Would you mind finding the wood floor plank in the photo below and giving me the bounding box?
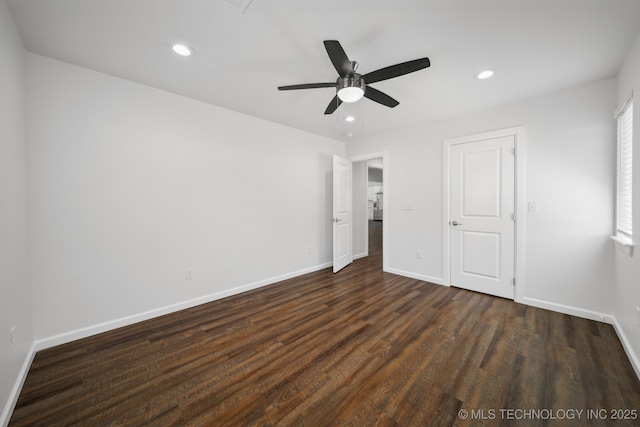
[9,221,640,425]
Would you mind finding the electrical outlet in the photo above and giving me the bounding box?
[186,269,193,280]
[416,250,423,259]
[11,327,15,350]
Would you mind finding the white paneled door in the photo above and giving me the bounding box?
[333,155,353,273]
[449,135,515,299]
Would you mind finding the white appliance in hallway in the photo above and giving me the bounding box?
[368,160,383,221]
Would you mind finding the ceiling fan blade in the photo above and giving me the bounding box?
[324,95,343,115]
[364,86,399,108]
[278,82,335,91]
[324,40,354,77]
[363,57,430,84]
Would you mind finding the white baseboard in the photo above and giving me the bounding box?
[35,261,333,352]
[384,267,445,286]
[1,342,37,427]
[353,251,368,261]
[6,263,638,425]
[520,297,640,380]
[520,297,615,324]
[1,261,332,426]
[611,317,640,381]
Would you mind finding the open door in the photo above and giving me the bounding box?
[333,155,353,273]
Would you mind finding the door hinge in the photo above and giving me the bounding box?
[511,146,516,156]
[512,278,516,286]
[511,212,516,221]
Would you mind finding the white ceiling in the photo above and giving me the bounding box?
[7,0,640,141]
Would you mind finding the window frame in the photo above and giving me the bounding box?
[612,97,635,256]
[616,99,633,236]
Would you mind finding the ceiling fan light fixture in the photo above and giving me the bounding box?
[337,76,366,103]
[338,87,364,103]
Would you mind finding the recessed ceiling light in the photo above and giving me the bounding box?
[345,116,355,122]
[172,44,193,57]
[476,69,495,80]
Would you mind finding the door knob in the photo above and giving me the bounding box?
[451,221,463,226]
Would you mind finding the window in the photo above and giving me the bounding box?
[616,98,633,239]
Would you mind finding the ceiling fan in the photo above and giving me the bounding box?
[278,40,431,115]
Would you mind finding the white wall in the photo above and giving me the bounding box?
[27,54,344,343]
[614,28,640,376]
[347,78,616,320]
[0,1,32,423]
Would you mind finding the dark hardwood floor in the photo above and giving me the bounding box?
[10,220,640,426]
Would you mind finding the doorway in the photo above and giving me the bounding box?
[349,152,389,272]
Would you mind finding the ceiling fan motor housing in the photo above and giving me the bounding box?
[337,74,366,102]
